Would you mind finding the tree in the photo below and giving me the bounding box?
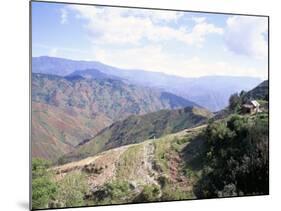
[229,93,241,112]
[194,114,269,198]
[239,90,248,104]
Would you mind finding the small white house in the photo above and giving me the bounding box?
[242,100,261,114]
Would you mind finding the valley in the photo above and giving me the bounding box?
[59,106,212,164]
[31,57,269,209]
[32,72,197,160]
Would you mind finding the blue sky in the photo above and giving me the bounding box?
[32,1,268,79]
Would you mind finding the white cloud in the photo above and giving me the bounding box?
[225,16,268,59]
[60,8,68,24]
[68,5,223,47]
[119,9,184,23]
[57,5,266,79]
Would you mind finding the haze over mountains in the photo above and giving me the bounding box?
[31,56,265,161]
[33,56,262,111]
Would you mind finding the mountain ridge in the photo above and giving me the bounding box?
[32,56,262,111]
[32,72,199,160]
[58,106,212,164]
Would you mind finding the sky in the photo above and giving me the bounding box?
[32,2,268,79]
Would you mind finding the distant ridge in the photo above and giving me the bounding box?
[32,56,262,111]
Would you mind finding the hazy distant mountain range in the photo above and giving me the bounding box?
[31,56,265,160]
[32,56,262,111]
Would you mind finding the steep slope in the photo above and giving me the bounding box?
[32,73,197,160]
[50,112,268,207]
[53,124,206,205]
[59,106,212,164]
[244,80,269,100]
[32,56,262,111]
[32,102,111,161]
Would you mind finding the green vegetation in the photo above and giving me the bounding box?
[153,134,196,201]
[171,137,189,153]
[32,79,269,207]
[32,158,90,209]
[136,184,160,202]
[116,145,143,180]
[60,106,211,164]
[58,131,109,165]
[229,93,242,112]
[161,184,193,200]
[222,80,269,116]
[194,114,269,198]
[32,158,57,209]
[55,172,90,208]
[103,180,131,202]
[245,80,269,101]
[154,138,171,174]
[91,180,133,205]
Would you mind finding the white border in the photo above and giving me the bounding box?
[1,1,279,211]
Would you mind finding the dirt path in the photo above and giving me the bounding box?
[142,141,159,185]
[52,124,207,190]
[52,146,129,187]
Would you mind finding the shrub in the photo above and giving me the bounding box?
[32,158,57,209]
[229,93,241,112]
[92,180,132,204]
[194,114,269,198]
[137,184,160,202]
[56,172,89,207]
[161,184,192,200]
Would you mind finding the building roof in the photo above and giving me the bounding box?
[251,100,260,107]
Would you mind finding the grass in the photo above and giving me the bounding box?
[79,130,111,156]
[171,137,190,153]
[153,137,171,174]
[115,144,143,180]
[184,165,202,182]
[89,180,135,205]
[161,183,194,200]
